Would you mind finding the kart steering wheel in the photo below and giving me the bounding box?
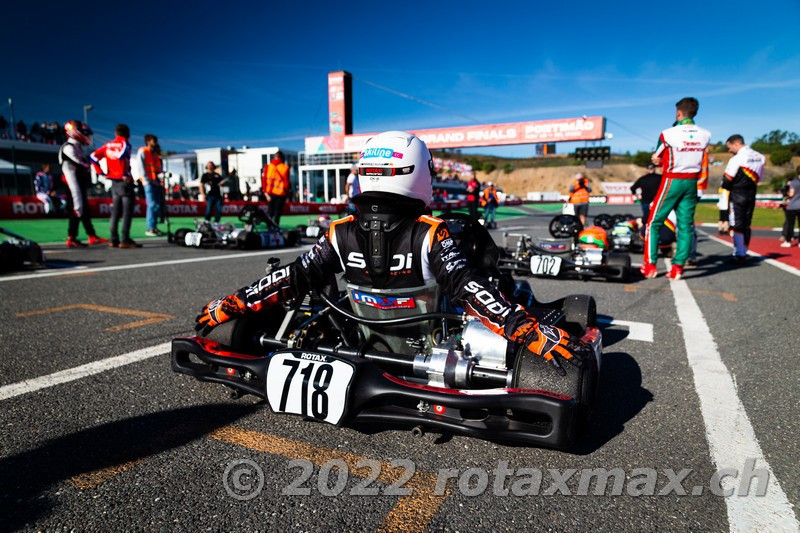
[549,214,583,239]
[439,212,500,275]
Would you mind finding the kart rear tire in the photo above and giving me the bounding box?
[237,231,260,250]
[561,294,597,334]
[286,230,301,247]
[173,228,189,246]
[606,253,631,282]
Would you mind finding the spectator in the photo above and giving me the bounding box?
[630,163,661,223]
[717,186,730,235]
[465,175,480,219]
[91,123,140,248]
[15,120,27,141]
[780,168,800,247]
[262,151,290,226]
[345,164,360,214]
[0,115,7,139]
[226,168,241,201]
[481,181,500,229]
[34,163,59,215]
[200,161,226,222]
[568,173,592,226]
[28,122,42,143]
[641,97,711,280]
[721,134,765,262]
[133,133,165,236]
[60,121,107,247]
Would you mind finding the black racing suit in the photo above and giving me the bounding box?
[721,168,758,245]
[237,208,535,343]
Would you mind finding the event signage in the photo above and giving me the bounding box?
[305,116,606,153]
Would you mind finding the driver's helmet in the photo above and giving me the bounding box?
[357,131,434,206]
[64,120,93,145]
[577,226,609,250]
[317,215,331,229]
[612,220,635,237]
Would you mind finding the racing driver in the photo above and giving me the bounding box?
[196,131,591,376]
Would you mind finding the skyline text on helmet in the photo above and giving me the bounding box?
[361,148,404,159]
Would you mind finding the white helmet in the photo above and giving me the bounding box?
[357,131,433,205]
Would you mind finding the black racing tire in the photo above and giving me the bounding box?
[513,342,599,435]
[236,231,260,250]
[606,252,631,282]
[285,230,301,247]
[561,294,597,334]
[611,214,628,226]
[202,307,286,353]
[549,214,583,239]
[173,228,189,246]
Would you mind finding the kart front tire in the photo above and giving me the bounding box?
[173,228,189,246]
[606,253,631,282]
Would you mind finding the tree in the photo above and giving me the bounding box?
[466,156,481,170]
[502,162,515,173]
[770,148,792,166]
[482,162,496,173]
[632,151,652,167]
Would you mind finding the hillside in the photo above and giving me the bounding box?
[472,154,799,196]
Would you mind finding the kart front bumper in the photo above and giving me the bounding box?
[171,337,584,448]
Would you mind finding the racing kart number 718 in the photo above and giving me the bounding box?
[265,352,355,425]
[530,255,562,276]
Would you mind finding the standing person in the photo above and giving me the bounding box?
[34,163,58,215]
[641,97,711,280]
[200,161,226,222]
[781,168,800,247]
[133,133,165,236]
[722,135,765,262]
[717,185,731,235]
[345,164,361,214]
[568,173,591,226]
[465,175,480,219]
[92,124,139,248]
[263,151,290,226]
[630,163,661,224]
[481,181,500,228]
[59,121,108,247]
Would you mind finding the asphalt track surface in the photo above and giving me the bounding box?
[1,205,799,531]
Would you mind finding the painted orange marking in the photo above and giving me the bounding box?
[623,285,737,301]
[17,304,174,331]
[210,426,448,532]
[67,459,144,490]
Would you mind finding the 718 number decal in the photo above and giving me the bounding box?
[266,352,354,425]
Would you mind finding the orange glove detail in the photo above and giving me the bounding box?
[194,292,247,336]
[523,323,591,376]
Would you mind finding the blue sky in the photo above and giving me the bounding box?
[3,0,799,156]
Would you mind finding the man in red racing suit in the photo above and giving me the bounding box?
[196,131,590,376]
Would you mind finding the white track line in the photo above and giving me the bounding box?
[0,246,311,283]
[0,342,171,401]
[701,230,800,278]
[670,279,799,532]
[597,317,653,342]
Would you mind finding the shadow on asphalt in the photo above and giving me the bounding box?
[0,403,258,531]
[681,253,765,279]
[573,351,652,455]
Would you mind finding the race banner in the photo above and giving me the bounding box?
[306,116,606,153]
[0,196,348,220]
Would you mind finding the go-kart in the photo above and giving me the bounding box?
[593,214,643,252]
[295,215,333,241]
[498,214,631,282]
[171,213,602,449]
[168,205,301,249]
[0,228,45,272]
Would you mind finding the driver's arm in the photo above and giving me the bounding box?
[195,232,343,334]
[426,220,590,375]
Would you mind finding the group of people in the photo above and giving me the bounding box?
[632,97,766,279]
[465,177,500,227]
[0,117,65,144]
[45,120,170,248]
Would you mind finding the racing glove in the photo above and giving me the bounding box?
[194,291,247,336]
[517,322,592,376]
